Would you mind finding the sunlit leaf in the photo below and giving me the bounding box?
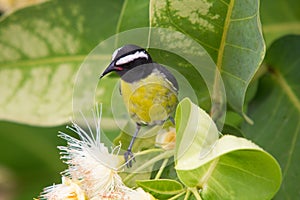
[0,0,123,126]
[175,98,281,199]
[150,0,265,120]
[176,135,281,199]
[175,98,219,170]
[136,179,184,199]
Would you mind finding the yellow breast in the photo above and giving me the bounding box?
[120,71,178,125]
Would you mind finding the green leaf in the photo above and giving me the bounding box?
[116,0,149,33]
[261,0,300,46]
[0,0,123,126]
[175,98,219,170]
[177,135,281,200]
[125,149,166,173]
[150,0,265,119]
[113,119,176,152]
[222,124,245,137]
[136,179,184,199]
[175,98,281,199]
[151,157,178,180]
[242,35,300,199]
[120,171,152,188]
[122,149,174,185]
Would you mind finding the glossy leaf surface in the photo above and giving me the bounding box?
[150,0,265,119]
[243,35,300,199]
[175,98,281,200]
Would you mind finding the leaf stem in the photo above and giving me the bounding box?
[154,158,169,179]
[252,62,268,81]
[210,72,226,128]
[190,187,203,200]
[184,190,191,200]
[114,0,128,47]
[168,190,186,200]
[123,149,174,183]
[198,157,219,186]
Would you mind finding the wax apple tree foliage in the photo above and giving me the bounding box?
[0,0,299,199]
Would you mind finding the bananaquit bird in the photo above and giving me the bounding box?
[100,45,178,167]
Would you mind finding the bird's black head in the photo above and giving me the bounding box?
[100,44,153,78]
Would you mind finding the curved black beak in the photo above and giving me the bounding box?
[100,60,116,79]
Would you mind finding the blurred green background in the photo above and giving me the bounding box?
[0,122,65,199]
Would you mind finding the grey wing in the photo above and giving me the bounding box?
[154,63,179,92]
[119,81,122,95]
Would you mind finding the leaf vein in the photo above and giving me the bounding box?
[221,70,247,84]
[0,39,28,58]
[27,25,56,54]
[257,92,284,135]
[218,0,229,6]
[225,42,258,53]
[208,175,229,196]
[231,13,257,22]
[198,158,219,186]
[273,69,300,113]
[219,162,275,182]
[283,120,300,178]
[0,54,110,68]
[216,0,234,70]
[114,0,128,48]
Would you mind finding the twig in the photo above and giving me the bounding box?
[168,190,186,200]
[154,158,169,180]
[123,149,174,183]
[190,187,203,200]
[184,190,191,200]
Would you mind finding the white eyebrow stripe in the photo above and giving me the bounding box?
[116,51,148,65]
[111,47,121,61]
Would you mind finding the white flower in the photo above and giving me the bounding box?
[39,105,155,200]
[40,177,86,200]
[125,187,155,200]
[155,127,176,150]
[88,187,154,200]
[58,106,125,199]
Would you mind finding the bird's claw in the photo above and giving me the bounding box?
[124,150,135,168]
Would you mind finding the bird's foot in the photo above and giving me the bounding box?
[124,150,135,168]
[169,116,175,125]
